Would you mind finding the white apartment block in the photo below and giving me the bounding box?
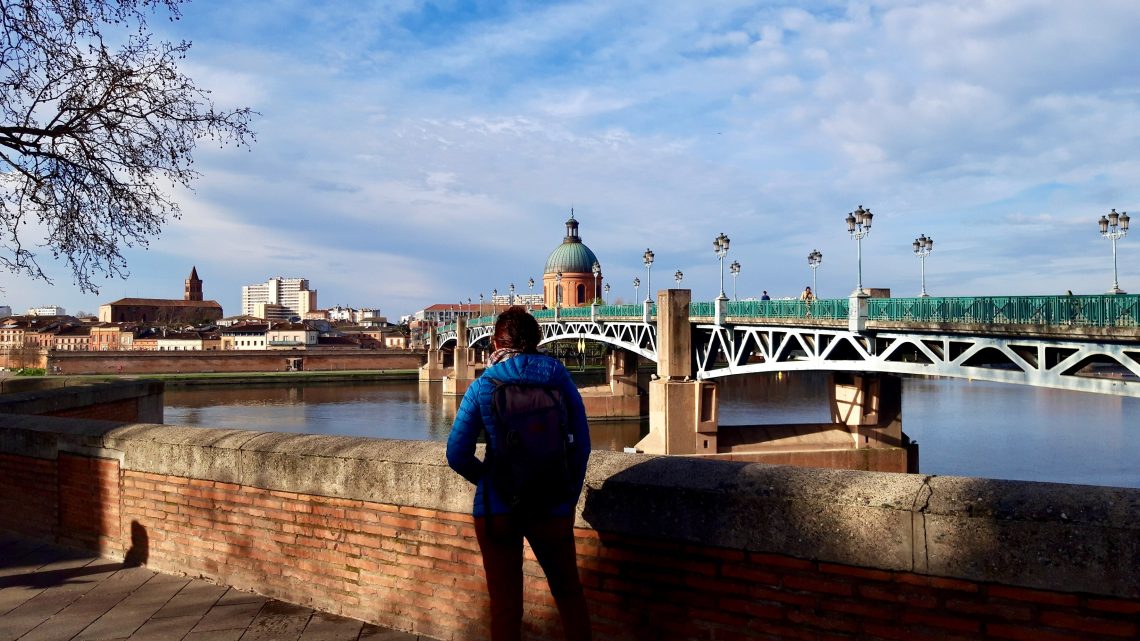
[241,277,317,320]
[327,305,378,323]
[25,305,66,316]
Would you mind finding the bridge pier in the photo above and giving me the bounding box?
[830,372,903,450]
[580,349,644,418]
[418,325,446,382]
[442,318,477,397]
[636,289,719,455]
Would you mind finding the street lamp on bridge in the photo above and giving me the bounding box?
[633,277,640,302]
[1098,208,1130,294]
[845,205,874,294]
[729,260,741,300]
[912,235,934,297]
[592,260,601,305]
[807,249,822,296]
[509,282,515,306]
[713,232,730,300]
[492,288,498,315]
[527,277,534,310]
[479,292,484,316]
[643,248,655,303]
[674,269,684,285]
[555,272,563,310]
[604,283,610,304]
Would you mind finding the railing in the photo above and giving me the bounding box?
[435,294,1140,336]
[868,295,1140,327]
[716,299,849,321]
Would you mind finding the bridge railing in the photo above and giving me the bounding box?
[711,299,850,320]
[434,294,1140,338]
[868,294,1140,327]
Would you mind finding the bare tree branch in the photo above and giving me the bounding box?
[0,0,256,292]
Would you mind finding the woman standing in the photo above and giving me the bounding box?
[446,306,592,641]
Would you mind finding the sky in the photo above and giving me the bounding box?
[7,0,1140,319]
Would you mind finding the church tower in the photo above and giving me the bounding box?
[185,266,203,301]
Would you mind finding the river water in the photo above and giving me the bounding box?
[163,373,1139,489]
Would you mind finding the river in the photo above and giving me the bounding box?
[163,373,1139,489]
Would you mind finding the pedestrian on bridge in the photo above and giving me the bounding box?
[447,306,593,641]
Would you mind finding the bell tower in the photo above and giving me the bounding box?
[185,266,203,301]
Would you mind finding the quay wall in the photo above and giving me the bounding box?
[1,415,1136,640]
[41,349,424,375]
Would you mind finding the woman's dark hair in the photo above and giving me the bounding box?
[492,306,541,353]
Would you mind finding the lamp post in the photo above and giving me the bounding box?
[528,277,535,310]
[1098,208,1130,294]
[555,272,563,309]
[912,235,934,297]
[479,292,484,316]
[604,283,610,304]
[642,248,654,303]
[674,269,683,285]
[492,288,498,314]
[509,282,516,306]
[713,232,730,300]
[591,260,601,305]
[729,260,741,301]
[845,205,874,294]
[633,277,640,302]
[807,249,822,296]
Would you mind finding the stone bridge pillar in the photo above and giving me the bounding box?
[418,324,446,382]
[607,350,639,397]
[443,318,477,397]
[830,373,903,449]
[636,289,719,455]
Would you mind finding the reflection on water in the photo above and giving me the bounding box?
[163,374,1139,488]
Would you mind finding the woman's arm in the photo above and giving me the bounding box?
[446,382,485,485]
[558,367,592,495]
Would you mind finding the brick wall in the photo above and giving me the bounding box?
[0,452,57,541]
[0,420,1137,641]
[45,349,424,375]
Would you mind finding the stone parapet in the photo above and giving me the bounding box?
[1,417,1136,640]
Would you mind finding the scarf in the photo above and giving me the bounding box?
[488,347,523,366]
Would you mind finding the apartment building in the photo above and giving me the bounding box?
[242,277,317,320]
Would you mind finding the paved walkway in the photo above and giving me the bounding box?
[0,536,422,641]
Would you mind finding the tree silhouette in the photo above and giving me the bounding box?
[0,0,255,292]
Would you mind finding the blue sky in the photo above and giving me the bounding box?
[9,0,1140,318]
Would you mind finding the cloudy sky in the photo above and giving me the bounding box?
[9,0,1140,318]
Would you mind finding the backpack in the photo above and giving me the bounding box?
[485,378,576,513]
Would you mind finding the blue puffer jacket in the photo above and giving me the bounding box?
[446,353,591,517]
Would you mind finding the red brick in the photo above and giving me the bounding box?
[749,552,815,571]
[1087,598,1140,615]
[819,562,893,582]
[783,575,853,597]
[858,584,938,608]
[944,597,1032,622]
[720,564,780,585]
[988,585,1080,607]
[1039,611,1137,637]
[987,623,1092,641]
[900,610,980,633]
[819,598,895,621]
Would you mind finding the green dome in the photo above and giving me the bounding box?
[544,212,601,274]
[545,241,599,274]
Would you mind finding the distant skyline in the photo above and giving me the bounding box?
[5,0,1140,317]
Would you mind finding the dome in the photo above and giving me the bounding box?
[543,211,600,274]
[545,241,599,275]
